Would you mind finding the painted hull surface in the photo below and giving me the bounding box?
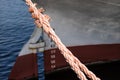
[9,54,38,80]
[44,44,120,73]
[45,60,120,80]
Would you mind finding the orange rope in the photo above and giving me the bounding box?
[25,0,100,80]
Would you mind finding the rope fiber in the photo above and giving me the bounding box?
[25,0,101,80]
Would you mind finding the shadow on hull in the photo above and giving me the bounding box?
[45,60,120,80]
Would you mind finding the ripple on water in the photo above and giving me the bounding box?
[0,0,35,80]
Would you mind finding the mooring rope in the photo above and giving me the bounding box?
[25,0,101,80]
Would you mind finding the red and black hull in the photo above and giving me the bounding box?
[45,60,120,80]
[44,44,120,73]
[44,44,120,80]
[9,44,120,80]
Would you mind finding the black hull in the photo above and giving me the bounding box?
[45,60,120,80]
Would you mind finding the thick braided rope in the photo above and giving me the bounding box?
[25,0,100,80]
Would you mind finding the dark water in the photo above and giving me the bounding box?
[0,0,35,79]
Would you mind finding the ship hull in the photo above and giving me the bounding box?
[9,53,38,80]
[44,44,120,73]
[45,60,120,80]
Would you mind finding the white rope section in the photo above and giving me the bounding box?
[25,0,101,80]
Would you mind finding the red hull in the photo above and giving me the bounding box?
[44,44,120,73]
[9,44,120,79]
[9,54,38,80]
